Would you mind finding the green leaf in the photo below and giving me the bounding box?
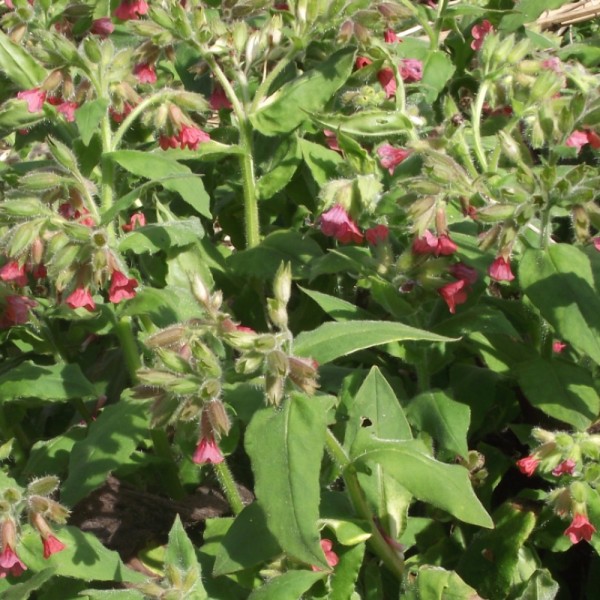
[352,439,493,528]
[2,568,56,600]
[407,390,470,458]
[434,305,520,338]
[247,570,326,600]
[75,99,108,146]
[294,321,456,365]
[403,566,480,600]
[120,287,202,326]
[299,286,373,321]
[107,150,211,217]
[257,134,301,200]
[19,526,146,583]
[516,358,599,430]
[251,46,356,136]
[0,30,47,88]
[520,244,600,365]
[0,361,96,403]
[80,591,145,600]
[310,110,412,139]
[61,397,150,506]
[0,100,46,137]
[500,0,572,31]
[159,141,244,160]
[298,138,344,187]
[22,428,87,479]
[421,51,456,102]
[213,502,282,575]
[118,218,204,254]
[319,519,371,546]
[518,569,559,600]
[329,543,365,600]
[245,393,328,568]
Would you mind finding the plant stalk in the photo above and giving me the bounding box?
[472,79,491,172]
[213,460,245,516]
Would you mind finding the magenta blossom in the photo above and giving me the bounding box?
[42,535,66,559]
[553,340,567,353]
[488,256,515,282]
[366,225,389,245]
[516,455,539,477]
[377,68,396,98]
[66,288,96,312]
[471,20,494,51]
[179,125,210,150]
[1,295,37,328]
[566,130,590,152]
[438,279,468,314]
[56,101,77,122]
[449,262,478,285]
[384,29,398,43]
[319,204,364,245]
[400,59,423,83]
[193,436,224,464]
[122,212,146,232]
[377,144,411,175]
[565,514,596,544]
[311,539,339,572]
[114,0,148,20]
[17,88,46,113]
[0,261,28,287]
[552,459,576,477]
[108,271,138,303]
[90,17,114,37]
[210,85,232,110]
[0,545,26,578]
[134,63,157,84]
[355,56,373,70]
[412,231,457,256]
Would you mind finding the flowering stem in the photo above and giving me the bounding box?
[113,316,141,382]
[324,429,405,580]
[213,460,245,516]
[100,111,115,214]
[472,79,491,172]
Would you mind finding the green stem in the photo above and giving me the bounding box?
[114,316,141,382]
[151,429,186,500]
[75,398,94,425]
[213,460,245,516]
[325,429,405,580]
[472,79,490,172]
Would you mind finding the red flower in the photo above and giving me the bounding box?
[193,436,224,464]
[42,535,66,559]
[516,455,539,477]
[311,539,339,572]
[355,56,372,70]
[566,130,590,152]
[552,459,576,477]
[436,234,457,255]
[210,85,232,110]
[366,225,389,245]
[110,103,134,123]
[438,279,468,314]
[384,29,398,43]
[471,20,494,51]
[159,134,179,150]
[377,144,410,174]
[553,340,567,353]
[134,63,157,84]
[412,231,457,256]
[449,262,478,285]
[0,546,27,578]
[114,0,148,20]
[319,204,364,245]
[178,125,210,150]
[66,288,96,311]
[17,88,46,113]
[542,57,562,73]
[593,238,600,252]
[108,271,138,303]
[0,261,28,287]
[400,59,423,83]
[56,101,78,122]
[90,17,114,37]
[377,68,396,98]
[565,513,596,544]
[323,129,341,152]
[1,295,37,328]
[122,212,146,232]
[587,130,600,149]
[488,256,515,282]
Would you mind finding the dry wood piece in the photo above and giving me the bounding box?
[538,0,600,29]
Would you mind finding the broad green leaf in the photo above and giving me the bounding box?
[352,439,493,528]
[500,0,572,31]
[251,46,356,136]
[299,286,373,321]
[2,568,56,600]
[0,361,96,403]
[158,141,244,160]
[319,519,371,546]
[118,218,204,254]
[245,393,328,568]
[329,543,365,600]
[100,182,151,225]
[403,566,481,600]
[248,571,326,600]
[107,150,210,217]
[434,305,520,338]
[457,502,537,599]
[75,99,108,146]
[120,287,202,326]
[80,591,144,600]
[520,245,600,365]
[257,134,301,200]
[294,321,456,365]
[518,569,559,600]
[0,30,47,88]
[61,397,150,506]
[213,502,282,575]
[19,526,146,583]
[516,358,599,430]
[407,390,470,458]
[0,100,46,137]
[310,110,412,139]
[421,51,455,102]
[298,138,344,187]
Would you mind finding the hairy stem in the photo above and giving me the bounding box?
[213,460,245,516]
[472,79,491,172]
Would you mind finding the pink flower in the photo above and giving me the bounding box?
[108,271,138,303]
[449,262,478,285]
[323,129,341,153]
[488,256,515,282]
[542,57,562,73]
[412,231,457,256]
[66,288,96,311]
[552,459,576,477]
[1,295,37,327]
[587,130,600,149]
[355,56,373,70]
[134,63,157,84]
[400,59,423,83]
[471,20,494,51]
[516,455,539,477]
[110,103,134,123]
[0,545,26,578]
[438,279,468,314]
[377,144,410,174]
[56,101,78,122]
[236,325,255,333]
[377,68,396,98]
[42,535,66,559]
[17,88,46,113]
[122,212,146,232]
[553,340,567,353]
[193,436,224,464]
[114,0,148,20]
[565,514,596,544]
[437,234,458,255]
[159,134,179,150]
[90,18,114,37]
[0,261,28,287]
[4,0,13,8]
[210,85,232,110]
[178,125,210,150]
[384,29,398,43]
[566,130,590,152]
[593,238,600,252]
[319,204,364,245]
[311,539,339,572]
[366,225,389,245]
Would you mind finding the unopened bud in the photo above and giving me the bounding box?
[268,298,288,329]
[1,199,48,218]
[42,70,63,93]
[27,476,60,497]
[2,488,21,504]
[199,378,221,401]
[157,348,192,374]
[9,24,27,44]
[146,326,187,348]
[476,204,516,223]
[338,20,354,43]
[48,137,78,173]
[265,373,285,407]
[206,399,230,436]
[267,350,289,377]
[232,21,249,55]
[235,352,264,375]
[83,37,102,63]
[9,222,41,257]
[191,274,210,306]
[573,205,590,242]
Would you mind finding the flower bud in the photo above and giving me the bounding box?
[232,21,249,55]
[27,476,60,497]
[0,199,48,218]
[265,373,285,407]
[83,38,102,64]
[146,326,187,348]
[476,204,516,223]
[48,137,78,173]
[157,348,193,374]
[2,488,21,504]
[206,399,231,436]
[10,24,27,45]
[338,20,354,43]
[191,274,210,306]
[199,378,221,401]
[9,222,41,257]
[267,350,289,377]
[268,298,288,330]
[235,352,264,375]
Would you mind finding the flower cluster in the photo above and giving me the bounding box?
[159,125,211,151]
